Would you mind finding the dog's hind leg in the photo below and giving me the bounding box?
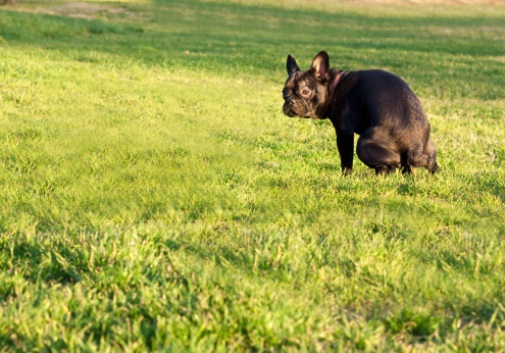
[400,155,413,175]
[357,131,401,175]
[407,139,439,174]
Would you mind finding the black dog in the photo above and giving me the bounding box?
[283,51,438,175]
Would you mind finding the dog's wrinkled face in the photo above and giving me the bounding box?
[282,52,330,119]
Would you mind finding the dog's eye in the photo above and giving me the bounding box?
[301,89,311,97]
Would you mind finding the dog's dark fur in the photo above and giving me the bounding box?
[283,51,439,175]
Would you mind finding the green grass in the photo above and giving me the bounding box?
[1,0,505,351]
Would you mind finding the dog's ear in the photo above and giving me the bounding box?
[286,54,300,76]
[311,51,330,82]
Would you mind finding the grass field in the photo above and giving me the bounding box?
[1,0,505,351]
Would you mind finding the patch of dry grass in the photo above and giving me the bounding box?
[0,0,149,20]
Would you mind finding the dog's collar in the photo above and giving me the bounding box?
[329,71,344,96]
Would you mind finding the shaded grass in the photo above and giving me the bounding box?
[1,0,505,351]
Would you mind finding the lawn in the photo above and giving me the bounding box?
[1,0,505,351]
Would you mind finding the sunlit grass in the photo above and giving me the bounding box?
[1,0,505,351]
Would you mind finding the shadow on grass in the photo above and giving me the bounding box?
[0,234,88,291]
[1,0,504,88]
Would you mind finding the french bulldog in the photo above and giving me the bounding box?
[282,51,439,175]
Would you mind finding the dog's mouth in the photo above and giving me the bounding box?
[283,105,298,118]
[283,107,298,117]
[283,98,311,118]
[283,103,320,120]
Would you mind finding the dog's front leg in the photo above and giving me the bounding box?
[336,132,354,175]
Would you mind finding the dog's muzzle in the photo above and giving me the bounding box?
[283,101,297,117]
[283,98,307,117]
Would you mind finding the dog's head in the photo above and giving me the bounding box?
[282,51,333,119]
